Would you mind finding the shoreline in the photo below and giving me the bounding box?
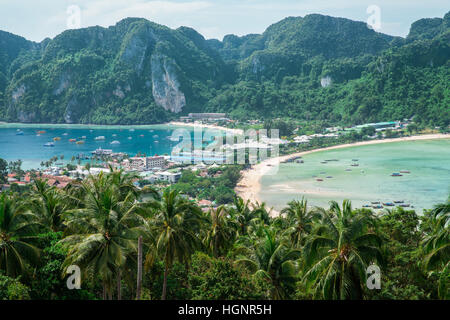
[167,121,244,135]
[0,121,244,135]
[235,133,450,214]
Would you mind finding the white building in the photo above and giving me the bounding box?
[155,171,181,183]
[123,156,165,171]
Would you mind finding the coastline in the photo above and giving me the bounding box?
[167,121,244,135]
[235,133,450,214]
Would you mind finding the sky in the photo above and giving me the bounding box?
[0,0,448,42]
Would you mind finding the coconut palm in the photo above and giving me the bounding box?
[145,189,203,300]
[60,172,147,300]
[229,196,260,236]
[421,198,449,299]
[303,200,383,300]
[235,227,301,299]
[28,179,68,231]
[280,198,319,247]
[0,193,41,278]
[204,206,237,257]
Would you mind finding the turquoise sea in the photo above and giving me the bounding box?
[259,139,450,213]
[0,123,198,169]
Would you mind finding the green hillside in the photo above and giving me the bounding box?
[0,12,449,127]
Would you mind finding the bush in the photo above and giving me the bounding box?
[0,273,30,300]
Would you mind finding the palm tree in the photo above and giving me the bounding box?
[235,227,301,299]
[60,172,147,300]
[229,196,260,236]
[146,189,203,300]
[204,206,237,257]
[303,200,383,299]
[421,198,449,299]
[280,198,319,247]
[0,193,41,278]
[28,179,68,231]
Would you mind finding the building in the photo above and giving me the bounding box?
[155,171,181,183]
[123,156,166,171]
[146,156,165,169]
[187,113,227,121]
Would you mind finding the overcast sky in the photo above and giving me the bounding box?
[0,0,448,42]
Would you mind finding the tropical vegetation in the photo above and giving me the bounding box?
[0,165,448,300]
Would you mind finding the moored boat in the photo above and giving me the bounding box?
[44,142,54,147]
[76,141,85,145]
[94,136,105,141]
[391,172,403,177]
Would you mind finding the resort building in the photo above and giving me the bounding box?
[186,113,228,121]
[155,171,181,183]
[122,156,166,171]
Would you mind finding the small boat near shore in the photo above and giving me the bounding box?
[394,200,404,204]
[76,141,85,145]
[391,173,403,177]
[94,136,105,141]
[372,205,383,209]
[400,170,411,174]
[383,202,395,207]
[53,137,61,141]
[110,140,120,145]
[16,131,24,135]
[400,204,411,208]
[316,178,324,182]
[44,142,54,147]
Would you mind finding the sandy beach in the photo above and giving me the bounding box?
[168,121,244,135]
[235,133,450,213]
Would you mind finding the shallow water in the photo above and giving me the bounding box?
[259,139,450,213]
[0,124,197,169]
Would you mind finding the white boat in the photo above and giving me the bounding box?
[62,133,68,136]
[44,142,55,147]
[112,134,117,137]
[94,136,106,141]
[128,137,132,140]
[110,140,120,145]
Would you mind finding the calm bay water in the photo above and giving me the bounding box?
[259,139,450,213]
[0,123,190,169]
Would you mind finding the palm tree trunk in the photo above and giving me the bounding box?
[136,236,143,300]
[161,260,169,300]
[117,269,122,300]
[102,283,107,300]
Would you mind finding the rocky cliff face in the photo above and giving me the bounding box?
[151,54,186,113]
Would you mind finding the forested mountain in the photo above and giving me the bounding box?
[0,12,449,126]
